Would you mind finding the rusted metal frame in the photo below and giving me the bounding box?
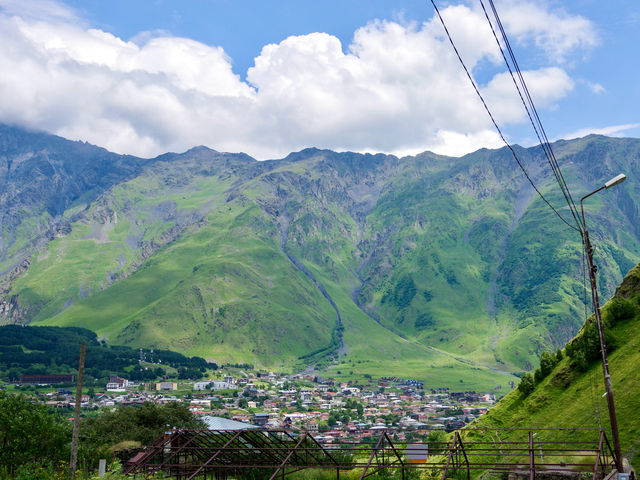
[177,431,232,474]
[185,430,244,480]
[383,432,405,468]
[221,431,270,465]
[452,461,597,468]
[529,431,535,480]
[593,431,605,480]
[152,431,189,479]
[359,432,387,480]
[123,433,175,474]
[465,427,601,432]
[459,440,579,445]
[267,433,309,480]
[453,432,472,480]
[463,439,599,445]
[202,429,238,450]
[441,434,459,480]
[225,434,263,466]
[193,431,232,462]
[252,431,292,463]
[187,430,240,466]
[305,432,341,467]
[447,446,596,452]
[247,431,298,466]
[257,431,296,464]
[279,430,317,463]
[601,432,616,470]
[126,427,613,479]
[186,429,224,460]
[382,432,407,480]
[143,430,205,479]
[252,431,306,465]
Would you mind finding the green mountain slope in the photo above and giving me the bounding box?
[473,263,640,469]
[0,124,149,276]
[1,127,639,387]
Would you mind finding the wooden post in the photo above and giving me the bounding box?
[70,343,86,479]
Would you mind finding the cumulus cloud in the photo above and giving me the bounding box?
[0,0,77,22]
[0,0,596,159]
[562,123,640,140]
[496,0,598,62]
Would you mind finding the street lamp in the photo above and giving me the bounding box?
[580,173,626,473]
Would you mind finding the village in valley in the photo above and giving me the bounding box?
[12,368,507,442]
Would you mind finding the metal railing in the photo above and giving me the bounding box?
[123,427,617,480]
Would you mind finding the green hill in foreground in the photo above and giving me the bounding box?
[470,262,640,469]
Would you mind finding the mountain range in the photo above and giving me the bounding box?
[1,124,638,388]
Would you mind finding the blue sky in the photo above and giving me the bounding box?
[0,0,638,159]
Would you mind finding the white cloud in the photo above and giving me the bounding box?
[424,129,504,157]
[497,0,598,62]
[586,82,605,95]
[0,0,77,22]
[0,0,595,159]
[561,123,640,140]
[481,67,574,122]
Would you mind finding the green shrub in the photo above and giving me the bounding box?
[0,392,70,475]
[565,315,617,372]
[605,297,638,325]
[427,429,449,454]
[518,373,535,396]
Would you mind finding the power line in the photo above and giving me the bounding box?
[480,0,584,234]
[428,0,580,232]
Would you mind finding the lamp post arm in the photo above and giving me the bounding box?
[580,186,604,231]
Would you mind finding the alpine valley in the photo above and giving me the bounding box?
[1,124,639,389]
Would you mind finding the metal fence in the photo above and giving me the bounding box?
[123,427,617,480]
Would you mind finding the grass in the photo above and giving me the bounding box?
[469,264,640,470]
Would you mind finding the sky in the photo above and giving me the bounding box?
[0,0,638,160]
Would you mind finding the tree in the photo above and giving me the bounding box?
[427,430,448,454]
[0,392,70,474]
[81,402,203,455]
[518,372,535,395]
[539,351,557,378]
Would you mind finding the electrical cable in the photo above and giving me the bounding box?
[432,0,625,436]
[430,0,607,432]
[480,0,584,234]
[428,0,580,233]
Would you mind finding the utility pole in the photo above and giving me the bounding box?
[580,173,626,473]
[583,229,623,472]
[70,343,86,479]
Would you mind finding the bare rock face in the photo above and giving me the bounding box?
[0,258,31,324]
[0,124,150,273]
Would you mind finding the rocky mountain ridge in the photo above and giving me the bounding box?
[0,124,638,383]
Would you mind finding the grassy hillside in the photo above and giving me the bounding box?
[470,263,640,469]
[1,130,639,389]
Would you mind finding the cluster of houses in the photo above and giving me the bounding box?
[17,371,501,439]
[192,374,495,440]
